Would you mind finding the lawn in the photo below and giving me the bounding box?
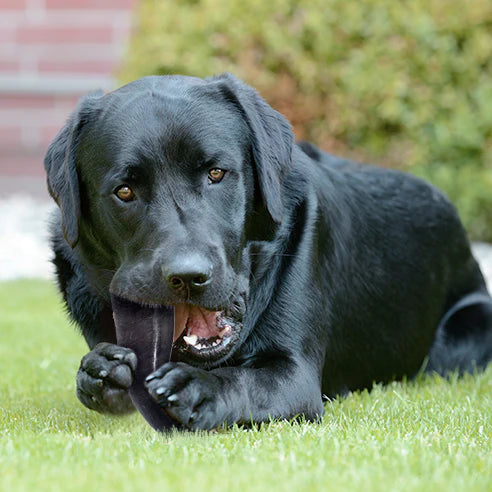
[0,279,490,492]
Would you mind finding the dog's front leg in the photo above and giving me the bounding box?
[145,361,323,430]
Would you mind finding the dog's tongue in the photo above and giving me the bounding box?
[110,294,177,431]
[174,304,221,339]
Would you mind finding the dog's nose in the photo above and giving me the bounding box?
[164,254,213,292]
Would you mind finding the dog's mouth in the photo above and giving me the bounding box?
[110,287,246,364]
[172,303,242,361]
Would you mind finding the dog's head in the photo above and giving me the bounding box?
[45,74,294,364]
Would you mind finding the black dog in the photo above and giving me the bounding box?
[45,74,492,430]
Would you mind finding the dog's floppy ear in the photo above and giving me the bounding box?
[211,73,294,224]
[44,92,102,248]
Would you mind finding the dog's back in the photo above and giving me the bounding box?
[298,142,492,386]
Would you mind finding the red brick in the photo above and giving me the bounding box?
[45,0,136,9]
[0,126,23,149]
[0,154,46,177]
[0,0,27,9]
[0,60,19,71]
[0,94,57,110]
[41,124,68,148]
[53,95,83,113]
[38,58,117,75]
[16,44,120,64]
[0,27,15,44]
[0,108,62,130]
[17,26,114,44]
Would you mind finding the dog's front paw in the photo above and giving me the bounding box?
[145,362,227,430]
[76,342,136,415]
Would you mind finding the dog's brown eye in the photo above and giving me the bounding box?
[208,168,225,184]
[115,185,135,202]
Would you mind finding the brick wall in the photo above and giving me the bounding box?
[0,0,137,196]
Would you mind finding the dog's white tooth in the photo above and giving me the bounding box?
[218,325,232,338]
[183,334,198,346]
[195,343,204,350]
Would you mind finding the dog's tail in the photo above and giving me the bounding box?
[426,291,492,375]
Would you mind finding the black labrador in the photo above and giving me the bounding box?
[44,74,492,430]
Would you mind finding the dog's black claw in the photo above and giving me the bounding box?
[124,352,138,368]
[167,394,179,404]
[110,364,133,388]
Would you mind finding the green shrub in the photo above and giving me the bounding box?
[122,0,492,240]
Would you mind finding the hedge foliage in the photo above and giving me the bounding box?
[121,0,492,240]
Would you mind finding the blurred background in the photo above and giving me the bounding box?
[0,0,491,280]
[0,0,136,199]
[0,0,136,278]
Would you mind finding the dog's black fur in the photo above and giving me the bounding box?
[45,74,492,430]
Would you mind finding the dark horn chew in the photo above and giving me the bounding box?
[111,294,178,431]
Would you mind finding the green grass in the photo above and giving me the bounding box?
[1,279,491,492]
